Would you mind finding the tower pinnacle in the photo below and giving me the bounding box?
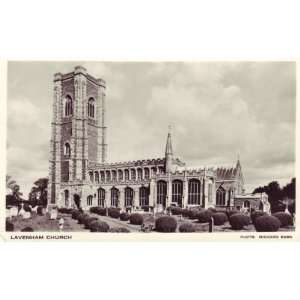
[165,125,174,173]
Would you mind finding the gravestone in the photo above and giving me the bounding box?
[50,209,58,220]
[18,203,25,217]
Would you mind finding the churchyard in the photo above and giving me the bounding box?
[6,204,295,233]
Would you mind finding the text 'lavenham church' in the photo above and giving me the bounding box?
[48,66,245,211]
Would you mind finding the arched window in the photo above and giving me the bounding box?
[112,170,117,182]
[188,179,201,205]
[64,95,73,117]
[89,171,94,183]
[97,188,105,207]
[139,186,149,207]
[125,187,134,207]
[131,169,136,181]
[64,143,71,158]
[95,171,99,183]
[64,190,69,207]
[172,180,183,206]
[137,168,142,180]
[87,195,93,206]
[88,98,95,118]
[106,170,111,182]
[124,169,129,181]
[151,167,157,177]
[118,170,123,181]
[144,168,150,180]
[157,180,167,207]
[100,171,105,182]
[111,187,119,207]
[216,186,226,206]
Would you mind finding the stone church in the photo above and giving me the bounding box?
[47,66,245,211]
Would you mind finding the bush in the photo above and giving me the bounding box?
[77,213,90,225]
[141,205,153,212]
[155,216,177,232]
[181,209,191,218]
[120,212,130,221]
[212,212,228,226]
[71,210,82,220]
[21,227,34,232]
[83,217,99,229]
[109,227,130,233]
[226,210,239,219]
[179,222,195,232]
[58,207,74,214]
[207,207,217,213]
[251,211,267,225]
[108,207,121,219]
[6,220,14,232]
[169,207,183,215]
[89,220,110,232]
[273,212,293,227]
[37,206,44,216]
[229,214,250,230]
[130,213,144,225]
[188,209,201,219]
[198,210,213,223]
[254,215,281,232]
[90,206,107,215]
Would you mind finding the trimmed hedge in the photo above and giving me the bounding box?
[77,213,90,225]
[6,220,14,232]
[21,226,34,232]
[212,212,228,226]
[226,210,239,219]
[109,227,130,233]
[129,213,144,225]
[120,212,130,221]
[108,207,121,219]
[58,208,74,214]
[181,209,191,218]
[273,212,293,227]
[229,214,250,230]
[251,211,267,225]
[89,220,110,232]
[169,207,183,215]
[198,210,213,223]
[254,215,281,232]
[207,207,218,213]
[83,217,98,229]
[188,209,201,219]
[72,210,82,220]
[179,222,195,232]
[155,216,177,232]
[90,206,107,216]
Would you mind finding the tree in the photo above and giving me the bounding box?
[6,175,17,194]
[28,177,49,207]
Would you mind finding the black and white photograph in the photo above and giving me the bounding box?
[4,61,296,236]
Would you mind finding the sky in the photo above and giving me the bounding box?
[7,61,296,197]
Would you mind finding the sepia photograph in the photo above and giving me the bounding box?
[5,61,296,236]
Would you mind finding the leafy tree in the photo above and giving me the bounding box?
[6,175,17,194]
[28,177,49,207]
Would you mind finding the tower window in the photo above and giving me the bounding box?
[88,98,95,118]
[64,95,73,117]
[64,143,71,158]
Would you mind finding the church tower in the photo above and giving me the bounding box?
[48,66,107,206]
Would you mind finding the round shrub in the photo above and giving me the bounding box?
[181,209,190,218]
[254,215,281,232]
[155,216,177,232]
[89,207,99,214]
[212,212,228,226]
[229,214,250,230]
[226,210,239,219]
[95,207,107,216]
[198,210,213,223]
[169,207,183,215]
[207,207,217,213]
[179,222,195,232]
[273,212,293,227]
[251,211,267,225]
[71,210,82,220]
[89,220,110,232]
[109,227,130,233]
[84,217,98,229]
[58,207,73,214]
[130,213,144,225]
[108,207,121,219]
[6,220,14,232]
[120,212,130,221]
[21,226,34,232]
[77,213,90,225]
[188,209,201,219]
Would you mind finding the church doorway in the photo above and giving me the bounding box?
[73,194,81,209]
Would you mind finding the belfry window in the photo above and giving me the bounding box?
[64,143,71,158]
[64,95,73,117]
[88,98,95,118]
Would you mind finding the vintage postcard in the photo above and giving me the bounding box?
[0,61,298,241]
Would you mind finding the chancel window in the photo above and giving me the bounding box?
[125,187,134,207]
[87,195,93,206]
[157,180,167,207]
[172,180,183,206]
[216,186,226,206]
[64,95,73,117]
[188,179,201,205]
[139,186,149,207]
[88,98,95,118]
[97,188,105,207]
[111,187,119,207]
